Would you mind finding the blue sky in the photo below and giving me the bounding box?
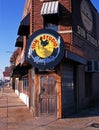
[0,0,25,78]
[91,0,99,11]
[0,0,98,78]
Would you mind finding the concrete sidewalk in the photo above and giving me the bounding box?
[0,86,99,130]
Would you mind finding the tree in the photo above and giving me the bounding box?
[10,48,20,66]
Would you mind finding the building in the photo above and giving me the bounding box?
[12,0,99,118]
[3,66,11,81]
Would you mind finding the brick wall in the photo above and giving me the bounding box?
[22,0,99,60]
[31,0,43,32]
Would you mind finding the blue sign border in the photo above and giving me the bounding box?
[26,29,65,70]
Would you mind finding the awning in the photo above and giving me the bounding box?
[66,51,87,65]
[17,13,30,36]
[41,1,59,15]
[12,65,30,77]
[15,36,23,47]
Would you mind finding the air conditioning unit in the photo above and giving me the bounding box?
[85,60,99,72]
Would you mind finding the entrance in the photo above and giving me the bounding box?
[62,63,75,117]
[39,75,57,116]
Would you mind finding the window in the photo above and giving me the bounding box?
[41,1,60,31]
[22,77,28,94]
[44,15,58,31]
[45,23,58,31]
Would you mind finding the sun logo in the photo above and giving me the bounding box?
[31,34,58,58]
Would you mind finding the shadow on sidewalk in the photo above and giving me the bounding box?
[66,103,99,119]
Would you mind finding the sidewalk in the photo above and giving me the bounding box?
[0,86,99,130]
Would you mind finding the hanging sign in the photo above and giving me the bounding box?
[26,29,65,69]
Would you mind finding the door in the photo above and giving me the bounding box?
[39,75,57,116]
[62,64,75,117]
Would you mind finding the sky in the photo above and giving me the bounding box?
[91,0,99,11]
[0,0,98,78]
[0,0,25,78]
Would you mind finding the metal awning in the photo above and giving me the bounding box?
[41,1,59,15]
[11,65,30,77]
[17,13,30,36]
[66,51,87,65]
[15,36,23,47]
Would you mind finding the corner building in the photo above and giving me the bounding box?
[13,0,99,118]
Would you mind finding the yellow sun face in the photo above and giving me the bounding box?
[31,34,58,58]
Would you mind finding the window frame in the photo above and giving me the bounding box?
[22,76,28,94]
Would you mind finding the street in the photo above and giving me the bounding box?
[0,86,99,130]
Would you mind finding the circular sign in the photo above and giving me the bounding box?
[26,29,65,70]
[81,0,93,32]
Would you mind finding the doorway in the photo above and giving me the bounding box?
[39,75,57,116]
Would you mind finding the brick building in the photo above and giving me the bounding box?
[12,0,99,118]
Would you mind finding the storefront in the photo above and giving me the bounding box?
[12,0,99,118]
